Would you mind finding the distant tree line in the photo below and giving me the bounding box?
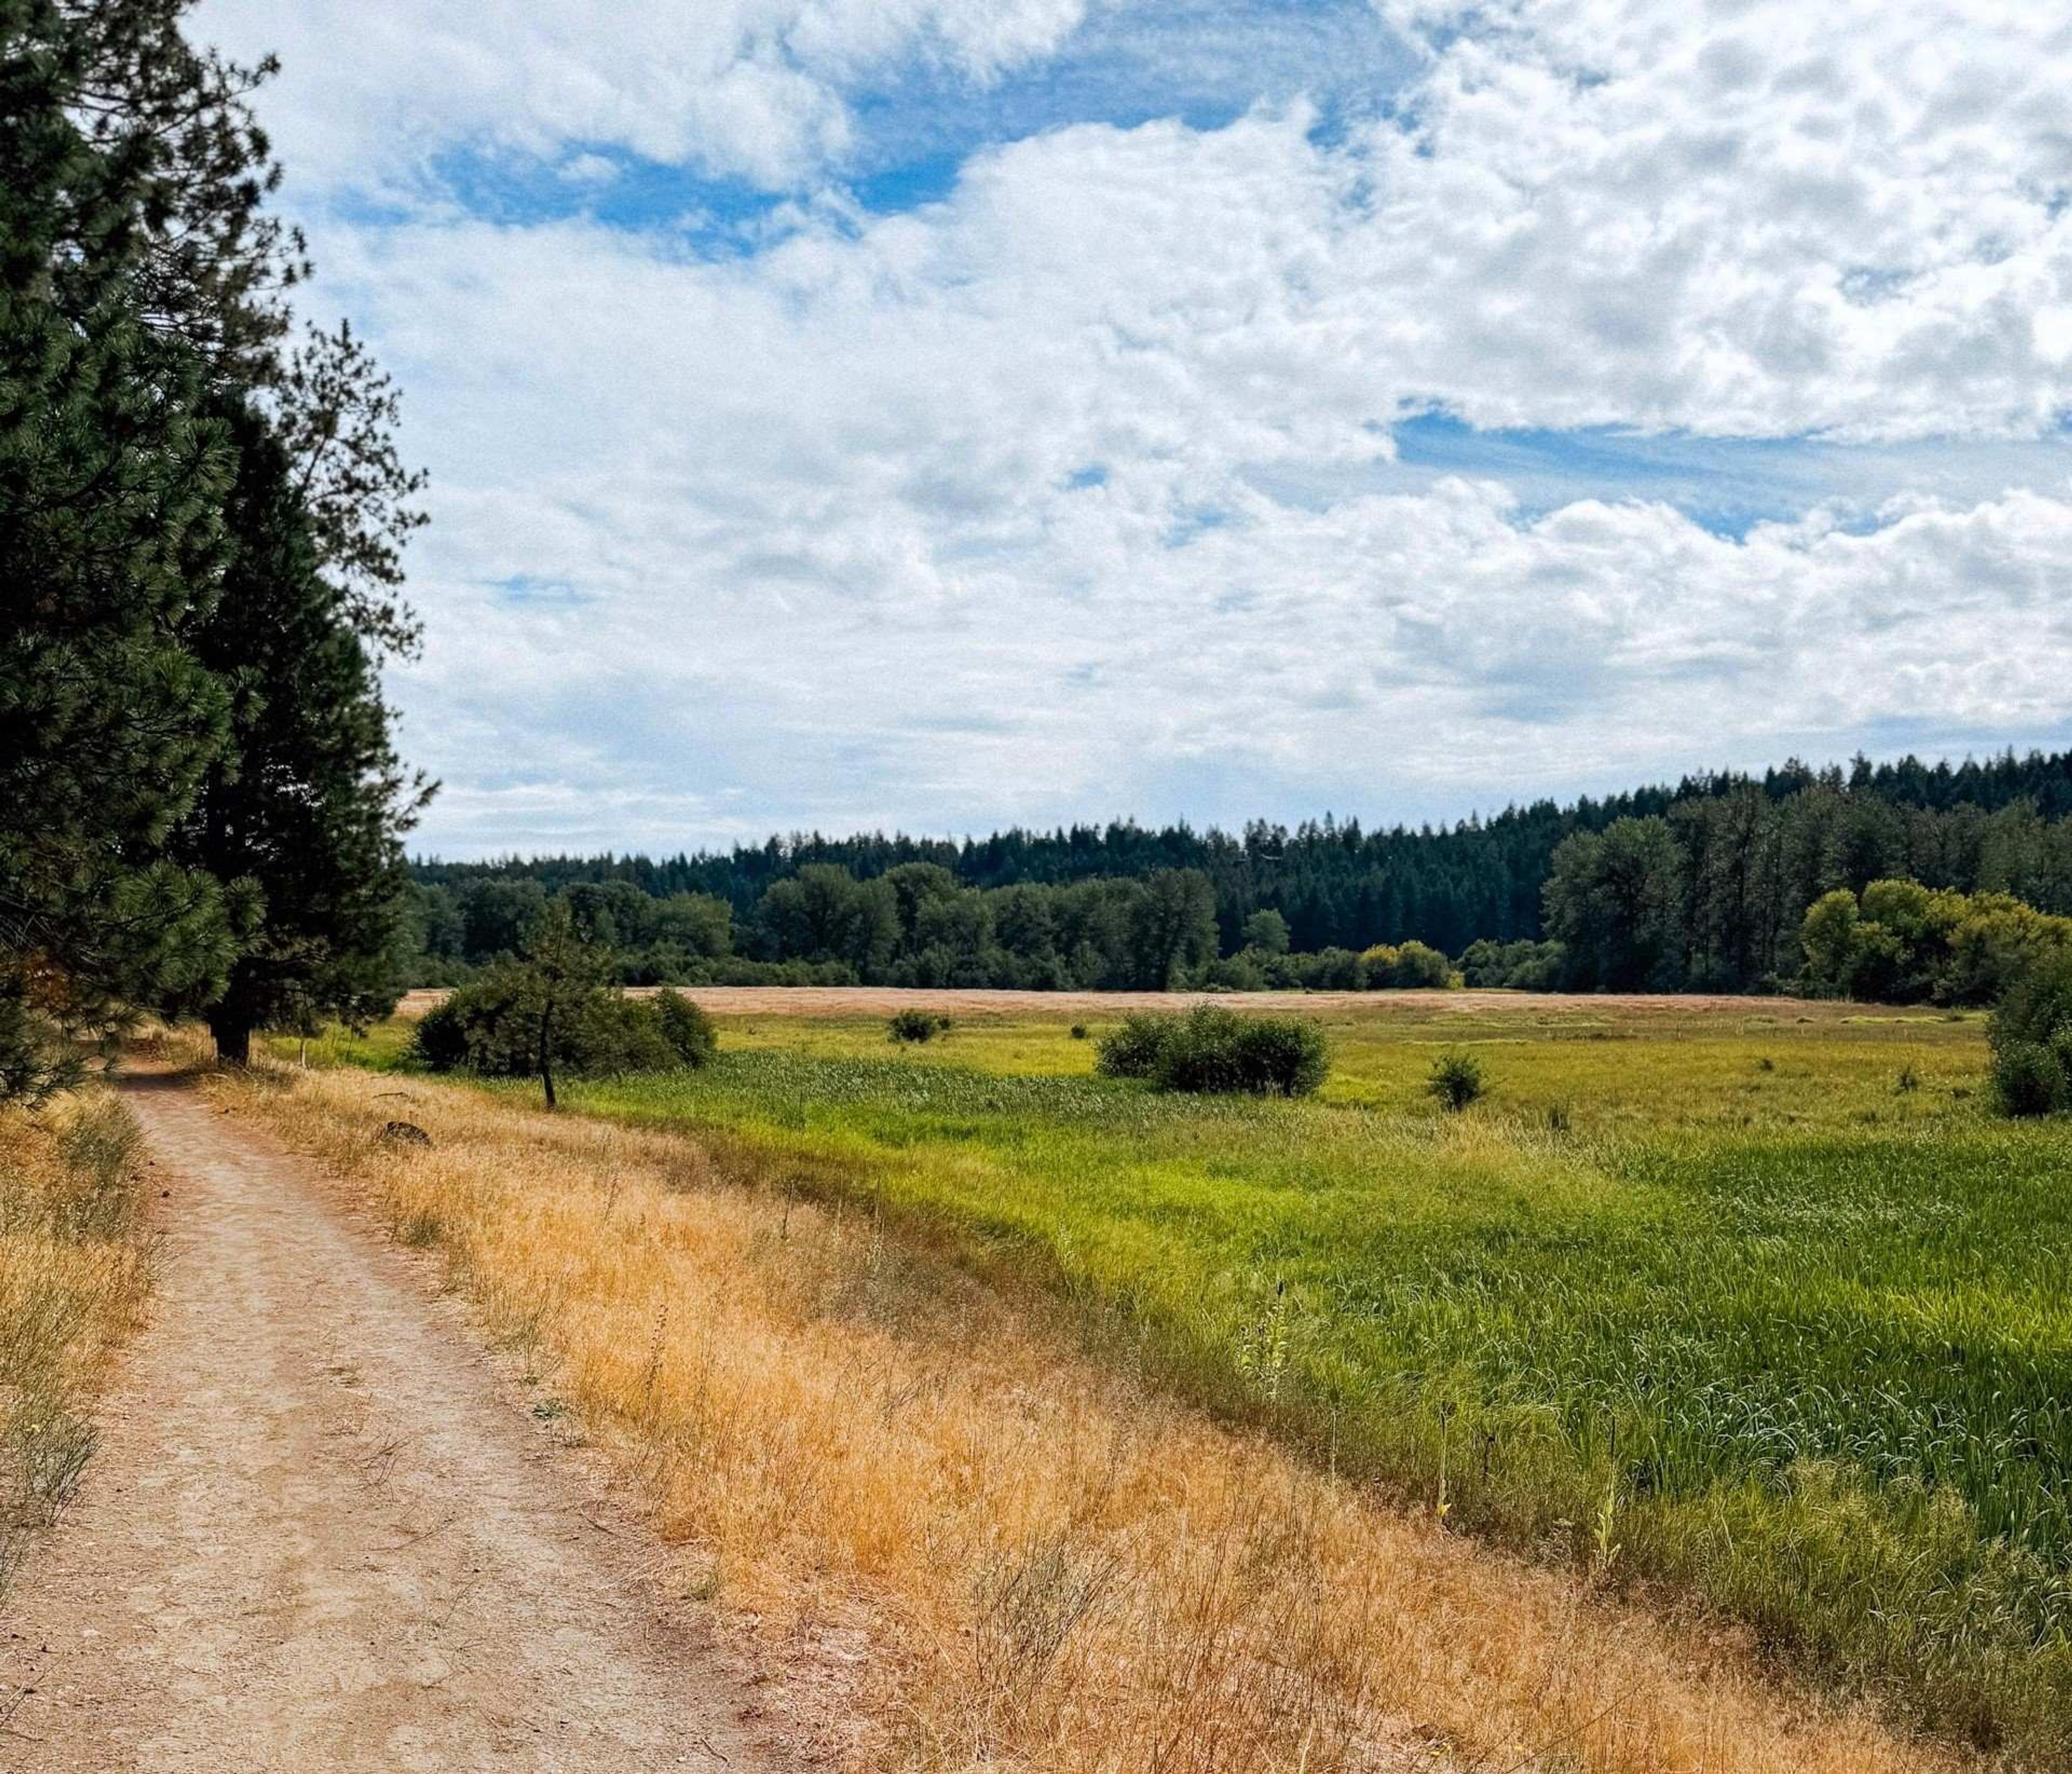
[1539,784,2072,993]
[1798,881,2072,1007]
[407,866,1232,991]
[399,752,2072,998]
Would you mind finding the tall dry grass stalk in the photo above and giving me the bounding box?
[208,1058,1961,1774]
[0,1089,150,1598]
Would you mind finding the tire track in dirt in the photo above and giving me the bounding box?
[1,1073,794,1773]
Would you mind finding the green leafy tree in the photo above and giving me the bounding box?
[1543,818,1685,992]
[1799,890,1867,995]
[514,899,611,1110]
[648,892,732,960]
[1125,869,1218,988]
[1241,908,1291,956]
[909,891,998,986]
[882,862,959,958]
[460,878,549,961]
[755,865,897,974]
[1380,939,1454,988]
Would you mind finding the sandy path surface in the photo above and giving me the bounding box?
[0,1074,790,1774]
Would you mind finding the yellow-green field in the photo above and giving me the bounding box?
[286,990,2071,1758]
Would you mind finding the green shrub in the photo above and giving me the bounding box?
[1199,951,1269,991]
[411,972,534,1075]
[412,973,706,1080]
[1068,1023,1089,1040]
[1385,940,1456,990]
[1426,1049,1485,1112]
[575,995,684,1074]
[1097,1006,1328,1097]
[1456,937,1565,991]
[888,1008,952,1043]
[1093,1011,1175,1079]
[652,990,718,1067]
[409,999,471,1072]
[1990,1042,2064,1117]
[1988,953,2072,1116]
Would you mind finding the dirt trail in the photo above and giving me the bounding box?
[0,1074,790,1774]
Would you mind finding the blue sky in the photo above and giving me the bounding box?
[195,0,2072,856]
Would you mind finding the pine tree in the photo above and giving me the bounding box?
[0,0,265,1098]
[2,0,428,1087]
[166,401,427,1063]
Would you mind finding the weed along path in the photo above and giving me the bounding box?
[0,1073,788,1774]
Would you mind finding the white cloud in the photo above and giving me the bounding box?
[393,461,2072,852]
[332,201,2072,852]
[224,0,2072,439]
[194,1,2072,849]
[194,0,1101,189]
[1354,0,2072,438]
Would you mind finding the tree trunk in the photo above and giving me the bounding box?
[536,994,556,1110]
[211,1012,252,1067]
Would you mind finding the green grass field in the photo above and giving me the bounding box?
[292,994,2072,1757]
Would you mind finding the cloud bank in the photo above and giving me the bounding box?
[196,0,2072,854]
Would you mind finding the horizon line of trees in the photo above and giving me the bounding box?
[397,751,2072,1000]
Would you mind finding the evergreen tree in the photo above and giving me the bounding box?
[165,401,427,1063]
[2,0,427,1084]
[0,0,270,1098]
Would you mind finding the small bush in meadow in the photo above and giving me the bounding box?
[652,990,718,1068]
[1096,1006,1327,1097]
[1426,1050,1484,1113]
[1068,1023,1089,1041]
[1092,1011,1175,1079]
[1988,952,2072,1116]
[1990,1042,2064,1117]
[889,1008,952,1043]
[412,973,706,1079]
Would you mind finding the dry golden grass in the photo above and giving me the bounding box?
[0,1087,150,1597]
[393,984,1846,1022]
[206,1055,1965,1774]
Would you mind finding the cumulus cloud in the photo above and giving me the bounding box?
[195,0,1103,189]
[394,463,2072,852]
[1359,0,2072,438]
[331,202,2072,852]
[191,0,2072,850]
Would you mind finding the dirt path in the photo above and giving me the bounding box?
[0,1074,791,1773]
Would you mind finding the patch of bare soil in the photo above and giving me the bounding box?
[397,984,1835,1020]
[0,1074,798,1774]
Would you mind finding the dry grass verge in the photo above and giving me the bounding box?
[207,1057,1963,1774]
[0,1088,150,1599]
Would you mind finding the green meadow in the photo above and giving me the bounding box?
[298,994,2072,1756]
